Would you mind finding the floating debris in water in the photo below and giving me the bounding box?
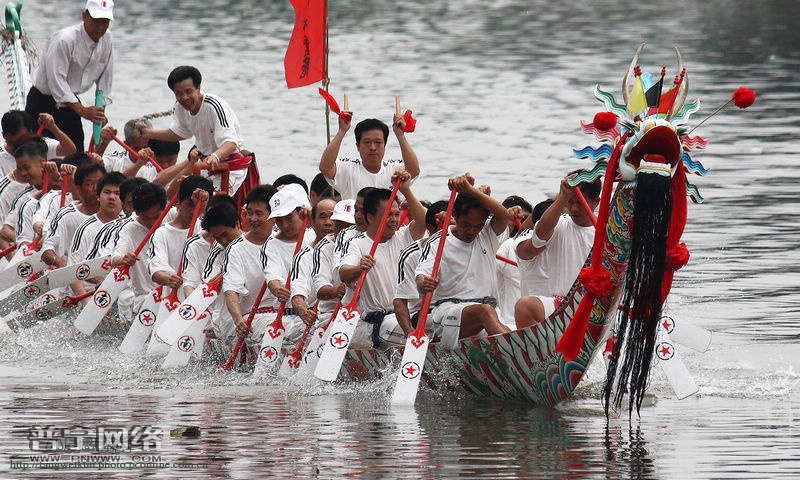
[170,426,201,437]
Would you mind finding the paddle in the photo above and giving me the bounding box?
[277,301,318,377]
[390,188,457,405]
[495,254,517,267]
[6,289,95,332]
[161,309,211,368]
[157,273,223,346]
[145,201,205,356]
[92,89,103,147]
[655,325,698,399]
[73,194,178,335]
[314,177,403,382]
[112,136,164,172]
[292,300,340,385]
[252,214,311,374]
[218,281,270,371]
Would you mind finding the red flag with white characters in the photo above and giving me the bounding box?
[284,0,326,88]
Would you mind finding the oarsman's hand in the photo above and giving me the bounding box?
[273,285,291,303]
[99,126,117,144]
[137,147,154,165]
[191,188,210,207]
[558,175,578,202]
[60,163,76,177]
[334,282,346,299]
[205,154,220,172]
[507,205,526,222]
[419,275,439,294]
[82,105,106,124]
[478,184,491,196]
[38,113,57,132]
[33,221,43,237]
[359,254,376,272]
[187,146,200,163]
[166,275,183,289]
[338,112,353,132]
[88,153,104,165]
[42,161,59,178]
[235,316,251,338]
[120,252,139,266]
[448,173,476,193]
[392,112,406,135]
[298,306,317,326]
[298,205,312,220]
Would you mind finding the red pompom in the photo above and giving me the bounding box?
[579,266,613,297]
[593,112,618,131]
[402,110,416,133]
[732,87,755,109]
[666,242,690,271]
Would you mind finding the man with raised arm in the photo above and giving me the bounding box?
[415,173,512,349]
[139,65,251,196]
[25,0,114,151]
[319,110,419,201]
[513,173,600,329]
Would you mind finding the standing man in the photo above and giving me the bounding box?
[140,65,252,197]
[319,111,420,201]
[25,0,114,151]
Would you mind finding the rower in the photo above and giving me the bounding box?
[319,111,420,201]
[41,163,107,269]
[415,173,512,349]
[1,111,76,175]
[140,65,253,197]
[514,172,600,329]
[338,170,426,349]
[310,198,355,323]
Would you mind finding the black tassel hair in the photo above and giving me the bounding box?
[604,170,672,417]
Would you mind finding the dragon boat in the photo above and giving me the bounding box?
[330,46,718,412]
[1,0,32,109]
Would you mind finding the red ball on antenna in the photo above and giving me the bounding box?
[593,112,618,131]
[732,87,755,109]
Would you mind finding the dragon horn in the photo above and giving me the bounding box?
[622,43,646,107]
[667,47,689,120]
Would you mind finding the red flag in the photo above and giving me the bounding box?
[284,0,327,88]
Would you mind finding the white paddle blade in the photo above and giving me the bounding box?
[660,315,712,353]
[292,322,329,385]
[314,307,360,382]
[162,313,208,369]
[118,290,160,354]
[0,248,46,291]
[156,283,219,345]
[73,267,130,335]
[390,333,429,406]
[253,319,286,376]
[47,256,112,288]
[0,275,50,315]
[656,328,698,400]
[145,293,178,357]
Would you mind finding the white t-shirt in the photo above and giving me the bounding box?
[340,226,414,313]
[181,233,212,289]
[84,216,131,260]
[0,138,60,176]
[495,237,521,325]
[147,223,189,279]
[112,218,156,296]
[32,190,70,231]
[395,238,424,313]
[311,235,338,314]
[290,244,316,307]
[515,214,594,297]
[4,192,38,244]
[262,235,313,308]
[168,92,246,195]
[102,149,158,181]
[416,221,502,303]
[0,175,34,225]
[222,234,271,313]
[325,157,405,201]
[67,213,117,264]
[202,242,226,283]
[41,203,90,260]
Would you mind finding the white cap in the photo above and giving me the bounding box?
[330,199,355,224]
[86,0,114,20]
[268,184,310,219]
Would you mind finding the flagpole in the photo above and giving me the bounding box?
[323,0,331,145]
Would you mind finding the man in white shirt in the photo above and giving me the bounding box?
[1,111,76,175]
[141,65,251,196]
[25,0,114,151]
[319,111,420,201]
[415,174,512,349]
[514,174,600,329]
